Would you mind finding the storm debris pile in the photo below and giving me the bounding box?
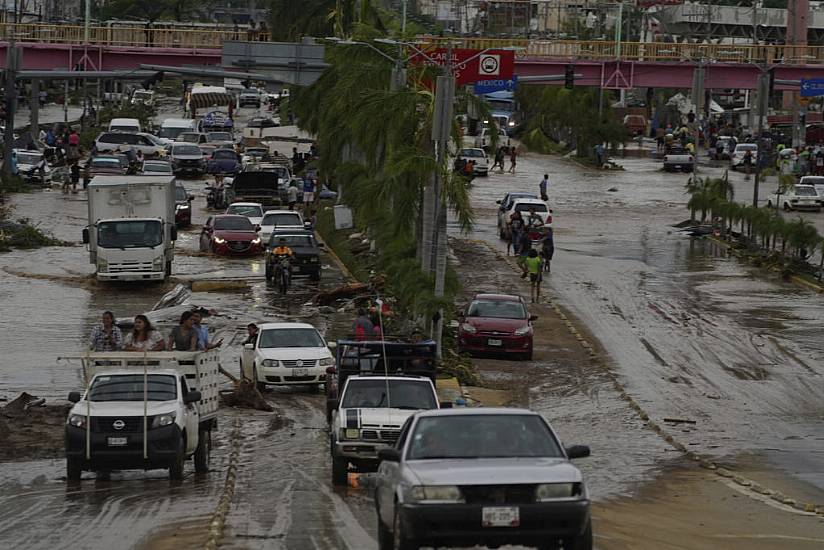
[0,393,72,461]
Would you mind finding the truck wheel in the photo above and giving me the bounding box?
[194,429,211,473]
[253,366,266,392]
[168,435,185,480]
[783,203,791,212]
[331,451,348,486]
[559,518,593,550]
[66,458,82,481]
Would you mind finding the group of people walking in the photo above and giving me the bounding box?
[89,310,224,353]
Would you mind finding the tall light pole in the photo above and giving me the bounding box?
[85,0,91,44]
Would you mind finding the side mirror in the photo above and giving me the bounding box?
[67,391,81,403]
[81,228,89,244]
[170,226,178,241]
[528,315,538,322]
[184,391,202,404]
[440,401,453,409]
[378,448,401,462]
[243,343,254,350]
[325,366,337,375]
[566,445,591,459]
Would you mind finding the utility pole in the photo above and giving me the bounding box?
[753,70,769,208]
[2,30,19,182]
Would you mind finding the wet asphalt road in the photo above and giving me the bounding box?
[2,100,824,549]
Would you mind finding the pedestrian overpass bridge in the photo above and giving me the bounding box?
[2,22,824,91]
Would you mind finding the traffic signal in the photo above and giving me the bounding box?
[565,64,574,90]
[142,71,164,90]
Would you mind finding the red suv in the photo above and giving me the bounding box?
[199,214,263,256]
[457,294,536,360]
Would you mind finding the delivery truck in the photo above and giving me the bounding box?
[63,350,221,481]
[82,176,177,281]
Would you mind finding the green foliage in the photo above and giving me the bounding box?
[268,0,385,41]
[0,217,71,252]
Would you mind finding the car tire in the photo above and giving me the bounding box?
[331,450,348,486]
[393,507,419,550]
[194,429,211,473]
[524,349,533,361]
[253,365,266,392]
[377,511,394,550]
[168,435,185,480]
[66,458,82,481]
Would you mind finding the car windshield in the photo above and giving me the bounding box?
[468,300,526,319]
[98,220,162,248]
[208,132,232,142]
[514,203,548,214]
[178,134,200,143]
[802,177,824,185]
[158,127,188,139]
[91,158,121,168]
[173,145,201,156]
[795,186,818,196]
[213,150,236,160]
[88,374,176,402]
[487,99,515,111]
[460,149,484,158]
[262,213,301,226]
[17,152,42,164]
[342,380,437,410]
[737,144,757,151]
[175,186,188,201]
[246,149,267,157]
[144,163,171,173]
[407,415,563,459]
[227,204,263,217]
[269,235,313,247]
[111,125,139,133]
[258,328,324,348]
[133,91,152,100]
[261,166,288,178]
[214,217,254,231]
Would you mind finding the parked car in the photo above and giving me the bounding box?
[496,192,538,237]
[457,293,537,360]
[108,117,141,133]
[712,136,734,160]
[239,89,262,108]
[14,149,50,184]
[206,131,235,148]
[474,126,510,151]
[176,132,209,145]
[457,147,489,176]
[130,89,155,107]
[83,155,126,186]
[330,375,440,485]
[243,117,280,141]
[766,184,822,211]
[175,182,194,227]
[207,148,240,174]
[662,146,694,172]
[265,229,323,282]
[170,143,206,177]
[240,146,271,169]
[141,159,173,175]
[623,114,647,136]
[199,214,263,255]
[374,408,592,550]
[730,143,758,170]
[94,131,166,157]
[239,322,334,390]
[225,202,264,225]
[259,209,306,243]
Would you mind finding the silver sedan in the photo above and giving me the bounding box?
[374,408,592,550]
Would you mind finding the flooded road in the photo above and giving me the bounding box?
[460,150,824,500]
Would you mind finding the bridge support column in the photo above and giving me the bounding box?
[29,78,38,145]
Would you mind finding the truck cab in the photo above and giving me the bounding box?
[64,351,220,481]
[329,374,441,485]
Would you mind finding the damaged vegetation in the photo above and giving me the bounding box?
[0,210,72,252]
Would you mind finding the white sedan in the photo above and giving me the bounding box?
[225,202,264,226]
[259,210,306,245]
[240,323,335,390]
[766,184,822,212]
[457,148,489,176]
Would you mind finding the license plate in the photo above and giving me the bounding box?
[292,368,308,376]
[488,339,502,346]
[107,437,127,447]
[482,506,520,527]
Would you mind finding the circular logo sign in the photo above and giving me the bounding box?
[113,419,125,430]
[480,54,501,76]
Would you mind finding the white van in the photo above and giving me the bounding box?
[108,117,142,133]
[156,118,198,145]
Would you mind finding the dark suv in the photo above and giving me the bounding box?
[265,229,323,282]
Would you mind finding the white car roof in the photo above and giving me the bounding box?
[229,202,264,207]
[258,322,318,330]
[347,375,434,383]
[92,369,179,377]
[511,198,547,206]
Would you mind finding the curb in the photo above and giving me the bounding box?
[314,234,357,283]
[203,418,243,550]
[475,239,824,519]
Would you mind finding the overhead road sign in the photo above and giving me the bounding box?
[409,48,515,86]
[473,76,518,94]
[800,78,824,97]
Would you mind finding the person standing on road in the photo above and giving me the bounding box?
[541,227,555,273]
[539,174,549,201]
[353,308,375,341]
[491,146,505,171]
[89,311,123,352]
[525,249,543,303]
[287,183,299,210]
[192,311,223,351]
[303,177,316,208]
[168,311,198,351]
[517,230,532,278]
[70,161,80,193]
[508,147,517,173]
[508,210,525,256]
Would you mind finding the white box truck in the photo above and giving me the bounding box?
[64,351,221,481]
[82,176,177,281]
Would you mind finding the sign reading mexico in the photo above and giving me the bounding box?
[409,48,515,86]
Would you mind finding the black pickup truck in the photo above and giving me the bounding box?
[265,228,323,282]
[226,171,281,206]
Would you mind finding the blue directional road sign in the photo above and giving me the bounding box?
[800,78,824,97]
[473,76,518,94]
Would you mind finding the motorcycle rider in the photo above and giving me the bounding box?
[271,238,294,288]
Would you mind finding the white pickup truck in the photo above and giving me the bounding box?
[329,375,441,485]
[662,146,694,172]
[64,351,220,481]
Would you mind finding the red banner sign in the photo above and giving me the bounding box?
[409,48,515,87]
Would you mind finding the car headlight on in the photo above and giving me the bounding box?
[461,323,477,334]
[319,357,334,367]
[151,411,176,429]
[342,428,360,439]
[514,325,532,336]
[68,414,87,428]
[534,483,580,501]
[177,204,190,211]
[309,257,319,263]
[508,121,516,127]
[408,485,465,504]
[213,237,226,244]
[262,359,277,367]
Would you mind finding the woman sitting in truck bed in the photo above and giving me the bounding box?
[124,315,166,352]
